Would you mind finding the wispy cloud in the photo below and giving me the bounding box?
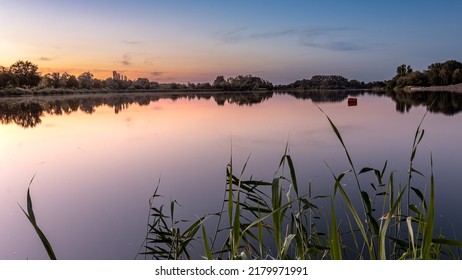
[120,53,131,66]
[215,26,368,52]
[121,40,142,45]
[150,71,164,76]
[301,40,366,51]
[39,57,52,61]
[298,27,366,51]
[215,27,296,44]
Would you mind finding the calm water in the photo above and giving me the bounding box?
[1,91,462,259]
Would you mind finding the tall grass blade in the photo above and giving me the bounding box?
[378,188,405,260]
[406,216,416,259]
[421,154,435,259]
[201,224,213,260]
[19,186,57,260]
[329,198,342,260]
[271,177,282,257]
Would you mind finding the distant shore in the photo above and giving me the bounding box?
[407,83,462,93]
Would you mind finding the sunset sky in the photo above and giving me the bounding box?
[1,0,461,84]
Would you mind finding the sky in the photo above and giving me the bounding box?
[1,0,461,84]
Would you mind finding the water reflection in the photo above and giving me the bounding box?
[389,91,462,115]
[1,91,462,128]
[279,90,363,103]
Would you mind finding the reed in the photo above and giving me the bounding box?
[139,109,462,260]
[23,110,462,260]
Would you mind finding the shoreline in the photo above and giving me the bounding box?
[407,83,462,93]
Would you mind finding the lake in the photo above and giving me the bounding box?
[1,90,462,259]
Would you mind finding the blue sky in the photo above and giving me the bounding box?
[0,0,461,83]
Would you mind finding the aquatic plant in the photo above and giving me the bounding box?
[23,109,462,260]
[140,109,462,260]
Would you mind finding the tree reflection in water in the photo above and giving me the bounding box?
[1,91,461,128]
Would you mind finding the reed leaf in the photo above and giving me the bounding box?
[378,188,405,260]
[406,216,416,259]
[421,154,435,259]
[19,185,57,260]
[329,198,342,260]
[201,224,213,260]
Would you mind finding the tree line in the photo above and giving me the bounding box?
[387,60,462,89]
[1,59,462,94]
[276,75,385,90]
[0,60,273,92]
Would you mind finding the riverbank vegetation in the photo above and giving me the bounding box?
[138,110,462,260]
[2,59,462,96]
[387,60,462,90]
[0,60,273,95]
[23,109,462,260]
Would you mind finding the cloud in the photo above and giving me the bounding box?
[150,71,164,76]
[298,27,366,51]
[120,53,131,66]
[215,26,368,52]
[214,28,296,44]
[39,57,52,61]
[121,40,142,45]
[214,27,248,44]
[300,39,366,51]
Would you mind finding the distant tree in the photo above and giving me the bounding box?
[49,72,61,88]
[407,65,413,74]
[105,78,119,90]
[426,63,443,86]
[149,81,160,89]
[406,71,428,87]
[59,72,70,88]
[78,72,94,89]
[9,60,41,88]
[66,75,79,88]
[41,72,62,88]
[224,75,273,91]
[0,66,18,88]
[134,78,151,89]
[196,82,212,89]
[453,69,462,84]
[348,79,362,88]
[40,73,53,88]
[396,64,412,78]
[92,78,103,89]
[213,75,228,89]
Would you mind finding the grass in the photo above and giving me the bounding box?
[23,108,462,260]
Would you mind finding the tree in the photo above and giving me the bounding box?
[78,72,94,89]
[396,64,412,78]
[9,60,41,88]
[134,78,151,89]
[49,72,61,88]
[453,69,462,84]
[40,73,53,88]
[406,71,428,86]
[40,72,62,88]
[0,66,17,88]
[105,78,119,90]
[213,75,227,89]
[59,72,70,88]
[66,75,79,88]
[92,78,103,89]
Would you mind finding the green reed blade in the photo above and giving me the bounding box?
[19,186,57,260]
[432,239,462,247]
[411,187,427,210]
[329,198,342,260]
[378,187,405,260]
[201,224,213,260]
[421,154,435,259]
